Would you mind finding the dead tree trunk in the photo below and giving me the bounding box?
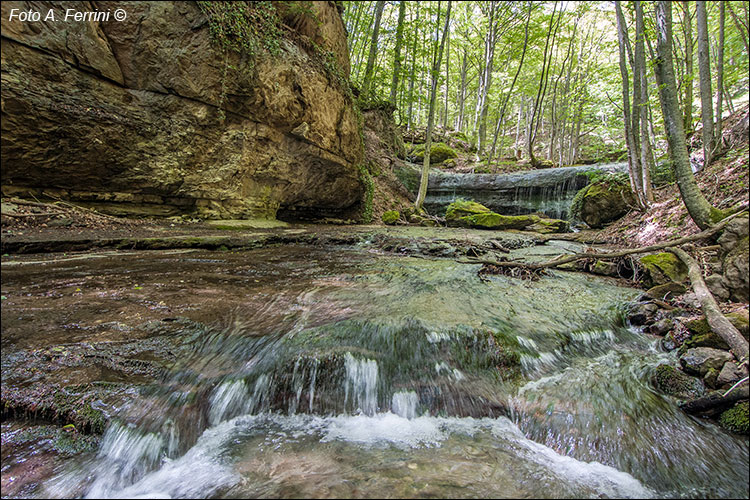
[669,247,749,364]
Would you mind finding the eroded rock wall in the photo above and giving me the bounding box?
[1,1,364,219]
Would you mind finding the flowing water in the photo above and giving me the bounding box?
[1,240,748,498]
[424,162,628,219]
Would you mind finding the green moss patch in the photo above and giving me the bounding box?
[719,401,749,435]
[460,213,540,230]
[445,199,491,220]
[381,210,400,225]
[412,142,458,164]
[639,252,689,287]
[651,364,704,400]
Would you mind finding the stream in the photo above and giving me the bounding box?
[1,235,748,498]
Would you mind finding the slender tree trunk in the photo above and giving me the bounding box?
[442,28,450,129]
[389,1,407,104]
[616,1,647,210]
[696,0,715,165]
[456,47,468,131]
[361,0,386,102]
[653,0,727,230]
[635,1,654,203]
[726,2,749,56]
[406,5,420,131]
[489,1,532,165]
[415,1,452,213]
[715,1,725,150]
[529,1,560,166]
[681,2,695,134]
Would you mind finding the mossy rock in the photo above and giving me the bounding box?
[573,182,635,228]
[527,218,569,234]
[445,199,490,220]
[651,364,705,400]
[722,236,749,302]
[532,158,555,169]
[458,212,540,230]
[442,158,457,169]
[719,401,749,435]
[682,312,749,347]
[645,282,687,301]
[381,210,400,225]
[639,252,689,287]
[412,142,458,164]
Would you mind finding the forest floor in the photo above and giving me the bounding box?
[599,104,749,248]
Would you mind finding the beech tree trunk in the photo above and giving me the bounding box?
[415,1,452,212]
[652,1,727,230]
[715,1,725,149]
[389,1,406,105]
[696,1,716,164]
[681,1,694,134]
[361,0,386,101]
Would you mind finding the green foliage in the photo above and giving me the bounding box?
[197,1,283,57]
[651,160,676,187]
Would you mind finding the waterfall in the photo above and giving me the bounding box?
[423,162,627,219]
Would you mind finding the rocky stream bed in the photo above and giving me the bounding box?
[1,224,748,498]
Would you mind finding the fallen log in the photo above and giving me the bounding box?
[680,385,749,416]
[669,246,749,365]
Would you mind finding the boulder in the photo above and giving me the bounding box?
[527,218,569,234]
[679,347,733,377]
[628,302,659,326]
[639,253,689,288]
[651,364,705,400]
[705,274,731,302]
[645,282,687,301]
[381,210,400,225]
[445,199,491,220]
[648,318,674,336]
[716,361,749,387]
[572,182,635,228]
[1,1,364,220]
[457,212,541,230]
[411,142,458,165]
[722,236,749,303]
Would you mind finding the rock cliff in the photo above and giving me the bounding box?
[1,1,365,220]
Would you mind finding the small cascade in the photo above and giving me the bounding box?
[423,162,627,219]
[391,391,419,419]
[344,353,379,416]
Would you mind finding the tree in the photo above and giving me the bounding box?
[715,0,725,149]
[678,1,695,134]
[652,0,727,230]
[615,1,647,210]
[361,0,386,101]
[488,1,532,165]
[696,0,716,165]
[389,1,406,104]
[415,1,452,213]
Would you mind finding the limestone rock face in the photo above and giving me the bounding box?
[1,1,364,220]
